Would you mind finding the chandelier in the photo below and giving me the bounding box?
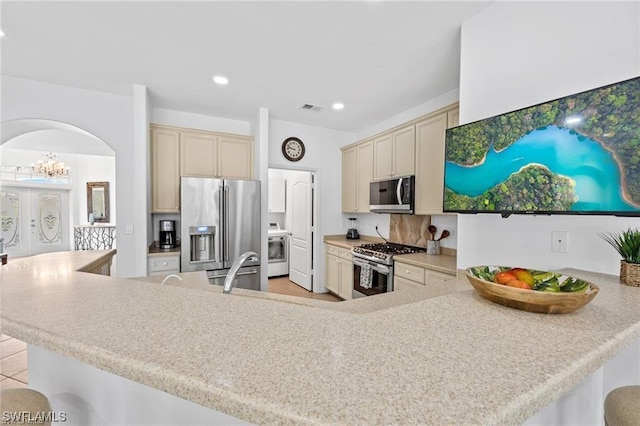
[32,152,69,178]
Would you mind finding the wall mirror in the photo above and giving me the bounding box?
[87,182,110,223]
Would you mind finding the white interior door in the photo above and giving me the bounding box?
[288,172,312,291]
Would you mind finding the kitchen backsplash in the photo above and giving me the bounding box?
[389,214,431,247]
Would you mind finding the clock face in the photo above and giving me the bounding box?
[282,137,305,162]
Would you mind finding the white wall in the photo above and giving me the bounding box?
[269,119,355,292]
[1,76,141,276]
[355,88,459,141]
[457,1,640,274]
[152,108,251,135]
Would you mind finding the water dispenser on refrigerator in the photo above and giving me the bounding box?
[189,226,215,262]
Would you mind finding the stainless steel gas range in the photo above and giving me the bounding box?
[351,242,425,298]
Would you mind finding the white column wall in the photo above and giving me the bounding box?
[457,1,640,274]
[133,84,150,276]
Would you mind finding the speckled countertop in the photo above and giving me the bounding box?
[147,242,181,257]
[2,250,640,425]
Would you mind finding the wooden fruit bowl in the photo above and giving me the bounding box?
[465,266,599,314]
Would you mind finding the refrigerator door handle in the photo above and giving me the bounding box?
[218,186,224,263]
[224,186,230,262]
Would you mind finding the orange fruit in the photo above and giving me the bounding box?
[494,271,517,285]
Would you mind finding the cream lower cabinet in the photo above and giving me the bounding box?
[325,244,353,300]
[373,124,415,181]
[394,260,455,290]
[148,254,181,276]
[414,106,459,215]
[342,140,373,213]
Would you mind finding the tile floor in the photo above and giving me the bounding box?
[0,276,339,390]
[0,334,28,389]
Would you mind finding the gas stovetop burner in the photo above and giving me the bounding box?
[352,243,425,265]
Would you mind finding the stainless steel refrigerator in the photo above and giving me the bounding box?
[180,177,261,291]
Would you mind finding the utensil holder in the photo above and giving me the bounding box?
[427,240,440,255]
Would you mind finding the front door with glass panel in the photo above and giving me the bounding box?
[1,187,69,257]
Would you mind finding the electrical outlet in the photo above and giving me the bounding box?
[551,231,568,253]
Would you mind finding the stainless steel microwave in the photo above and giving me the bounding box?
[370,176,415,214]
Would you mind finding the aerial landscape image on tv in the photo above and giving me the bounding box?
[443,76,640,215]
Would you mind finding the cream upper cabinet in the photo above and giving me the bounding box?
[373,124,415,181]
[180,131,218,177]
[342,146,357,212]
[392,125,416,177]
[151,126,181,213]
[448,108,460,128]
[373,133,393,180]
[218,135,253,179]
[268,175,286,213]
[414,106,459,215]
[181,132,253,179]
[342,140,373,213]
[151,124,254,213]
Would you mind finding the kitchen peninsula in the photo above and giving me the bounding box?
[2,251,640,424]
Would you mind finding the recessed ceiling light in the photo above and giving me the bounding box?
[213,75,228,85]
[332,102,345,110]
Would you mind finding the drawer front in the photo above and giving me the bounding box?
[426,269,456,283]
[326,244,353,261]
[394,262,425,284]
[338,248,353,261]
[326,244,341,257]
[148,255,180,273]
[394,275,423,291]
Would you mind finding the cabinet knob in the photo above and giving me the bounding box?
[163,262,168,266]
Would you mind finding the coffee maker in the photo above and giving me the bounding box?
[159,220,176,248]
[346,217,359,240]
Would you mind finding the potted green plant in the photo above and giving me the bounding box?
[601,228,640,287]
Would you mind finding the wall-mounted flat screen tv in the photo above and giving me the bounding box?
[443,76,640,217]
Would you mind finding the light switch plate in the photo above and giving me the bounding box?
[126,225,134,235]
[551,231,568,253]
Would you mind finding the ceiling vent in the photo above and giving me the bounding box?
[301,104,323,112]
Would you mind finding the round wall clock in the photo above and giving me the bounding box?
[281,137,305,162]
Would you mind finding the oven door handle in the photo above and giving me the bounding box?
[396,178,404,205]
[353,257,390,274]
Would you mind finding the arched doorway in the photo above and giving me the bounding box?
[0,119,116,265]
